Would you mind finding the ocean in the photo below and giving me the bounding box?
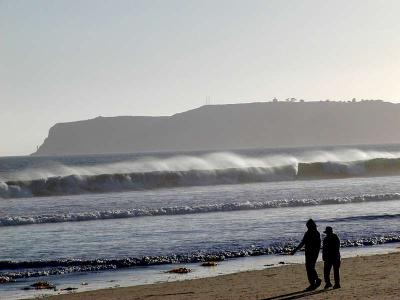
[1,144,400,298]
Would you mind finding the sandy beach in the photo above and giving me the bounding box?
[44,251,400,300]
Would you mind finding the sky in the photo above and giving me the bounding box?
[1,0,400,156]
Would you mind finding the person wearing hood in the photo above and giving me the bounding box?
[322,226,341,289]
[291,219,322,291]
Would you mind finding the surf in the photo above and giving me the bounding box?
[1,193,399,226]
[2,149,400,199]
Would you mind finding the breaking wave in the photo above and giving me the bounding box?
[1,193,399,227]
[1,234,399,282]
[2,150,400,199]
[0,166,296,198]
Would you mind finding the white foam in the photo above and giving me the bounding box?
[1,193,399,227]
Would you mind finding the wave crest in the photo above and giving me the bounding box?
[1,234,399,281]
[2,151,400,199]
[1,193,399,227]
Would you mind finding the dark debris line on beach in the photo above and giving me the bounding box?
[0,234,399,283]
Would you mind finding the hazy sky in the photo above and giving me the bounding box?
[1,0,400,156]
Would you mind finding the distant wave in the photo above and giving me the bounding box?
[298,157,400,178]
[1,193,399,227]
[322,213,400,223]
[0,166,296,198]
[1,234,399,281]
[2,157,400,198]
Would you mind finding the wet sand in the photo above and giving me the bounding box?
[45,252,400,300]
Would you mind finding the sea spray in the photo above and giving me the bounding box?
[2,156,400,198]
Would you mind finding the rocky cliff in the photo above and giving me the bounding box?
[33,101,400,156]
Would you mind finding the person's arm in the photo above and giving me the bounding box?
[291,240,304,255]
[291,233,306,255]
[334,235,340,254]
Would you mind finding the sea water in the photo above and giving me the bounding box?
[1,145,400,298]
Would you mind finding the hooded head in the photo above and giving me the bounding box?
[306,219,317,230]
[324,226,333,235]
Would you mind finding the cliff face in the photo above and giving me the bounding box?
[33,101,400,156]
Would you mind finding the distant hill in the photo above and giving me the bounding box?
[33,101,400,156]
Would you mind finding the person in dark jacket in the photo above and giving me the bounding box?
[291,219,322,291]
[322,226,341,289]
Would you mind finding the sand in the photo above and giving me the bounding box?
[45,252,400,300]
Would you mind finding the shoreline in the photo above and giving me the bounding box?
[38,247,400,300]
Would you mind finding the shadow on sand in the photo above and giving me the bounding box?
[263,289,328,300]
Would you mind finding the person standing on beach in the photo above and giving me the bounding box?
[322,226,341,289]
[291,219,322,291]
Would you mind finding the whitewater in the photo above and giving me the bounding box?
[1,145,400,297]
[2,147,400,198]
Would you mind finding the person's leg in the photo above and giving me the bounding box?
[324,261,333,288]
[333,259,341,288]
[311,255,321,287]
[306,255,320,288]
[305,259,315,285]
